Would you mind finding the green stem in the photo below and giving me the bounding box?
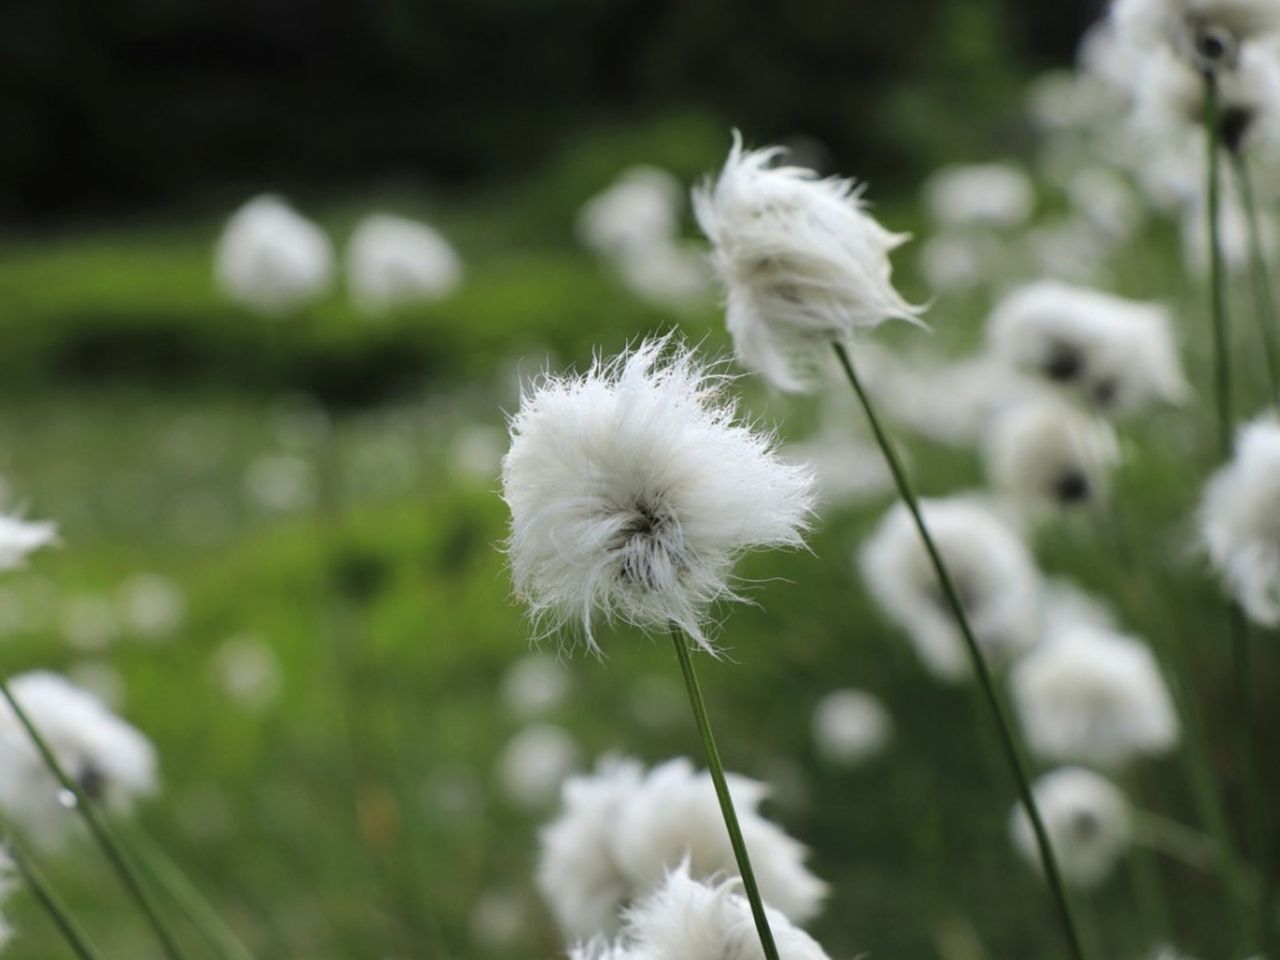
[669,627,779,960]
[1204,71,1233,457]
[1231,150,1280,402]
[0,680,190,960]
[831,341,1087,960]
[3,831,104,960]
[127,828,256,960]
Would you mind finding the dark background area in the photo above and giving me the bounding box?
[3,0,1105,223]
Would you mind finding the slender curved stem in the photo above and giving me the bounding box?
[1204,71,1233,457]
[831,341,1086,960]
[669,627,779,960]
[2,830,104,960]
[1231,151,1280,401]
[0,680,190,960]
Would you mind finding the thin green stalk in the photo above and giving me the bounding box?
[3,832,104,960]
[669,627,779,960]
[1231,151,1280,401]
[831,341,1086,960]
[128,828,256,960]
[1204,71,1233,457]
[0,680,190,960]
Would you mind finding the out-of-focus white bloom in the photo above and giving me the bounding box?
[985,396,1121,512]
[215,195,333,316]
[469,887,530,950]
[538,757,825,942]
[1201,416,1280,625]
[987,280,1189,413]
[694,133,921,392]
[1026,217,1112,285]
[346,213,462,312]
[922,163,1036,230]
[1009,767,1131,888]
[1066,167,1145,241]
[1041,579,1118,644]
[118,573,186,641]
[614,241,711,309]
[213,634,282,710]
[0,515,56,572]
[0,671,158,849]
[1027,70,1125,132]
[501,338,813,652]
[60,594,120,651]
[917,232,1004,294]
[860,497,1043,681]
[450,424,506,482]
[585,861,836,960]
[811,689,892,766]
[502,652,570,720]
[497,723,578,809]
[1010,624,1179,767]
[785,405,891,507]
[244,453,317,512]
[1114,0,1280,65]
[578,167,683,258]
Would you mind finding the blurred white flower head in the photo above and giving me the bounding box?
[1182,174,1278,274]
[860,497,1043,682]
[811,689,892,767]
[985,396,1121,513]
[1065,167,1145,241]
[501,652,570,720]
[538,757,826,943]
[346,213,463,313]
[213,634,282,710]
[1114,0,1280,67]
[0,671,158,849]
[1011,624,1179,767]
[577,166,683,259]
[613,240,711,309]
[215,195,333,316]
[118,573,186,641]
[496,723,578,809]
[922,163,1036,230]
[1009,766,1131,888]
[1200,416,1280,625]
[694,132,922,392]
[501,337,814,652]
[450,423,506,483]
[917,232,1004,294]
[244,453,317,513]
[469,886,530,950]
[0,515,57,572]
[577,860,835,960]
[987,280,1188,414]
[60,594,120,652]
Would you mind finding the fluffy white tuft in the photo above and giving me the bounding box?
[0,671,158,849]
[0,515,57,572]
[922,162,1036,230]
[214,195,333,316]
[1010,624,1179,767]
[1009,766,1132,888]
[346,213,463,312]
[810,689,892,767]
[987,280,1189,414]
[577,167,683,259]
[537,757,826,943]
[1200,416,1280,625]
[694,132,922,392]
[501,337,814,652]
[1114,0,1280,65]
[859,497,1044,682]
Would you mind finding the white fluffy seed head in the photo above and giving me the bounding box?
[921,162,1036,230]
[1009,766,1132,888]
[1114,0,1280,66]
[810,689,892,767]
[694,132,923,392]
[346,213,462,312]
[214,195,333,316]
[0,671,158,849]
[591,861,836,960]
[501,337,814,653]
[0,515,57,572]
[1010,624,1179,768]
[987,280,1189,414]
[496,723,579,810]
[537,757,826,944]
[1200,416,1280,625]
[577,167,683,258]
[859,497,1044,682]
[985,395,1121,514]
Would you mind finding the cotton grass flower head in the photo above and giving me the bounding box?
[1009,766,1132,888]
[501,337,814,653]
[502,652,571,720]
[1010,624,1179,767]
[538,757,826,942]
[0,671,158,849]
[693,132,922,392]
[811,689,892,767]
[922,162,1036,230]
[1114,0,1280,67]
[0,515,56,571]
[985,395,1121,513]
[987,280,1189,414]
[859,497,1043,682]
[1200,416,1280,625]
[577,166,683,259]
[578,860,836,960]
[497,723,578,809]
[346,213,463,312]
[214,194,333,316]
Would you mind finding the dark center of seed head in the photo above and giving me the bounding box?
[78,763,107,800]
[1070,809,1101,841]
[1044,344,1083,383]
[1220,107,1253,156]
[1054,470,1091,504]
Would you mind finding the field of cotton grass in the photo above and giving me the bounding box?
[3,2,1280,959]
